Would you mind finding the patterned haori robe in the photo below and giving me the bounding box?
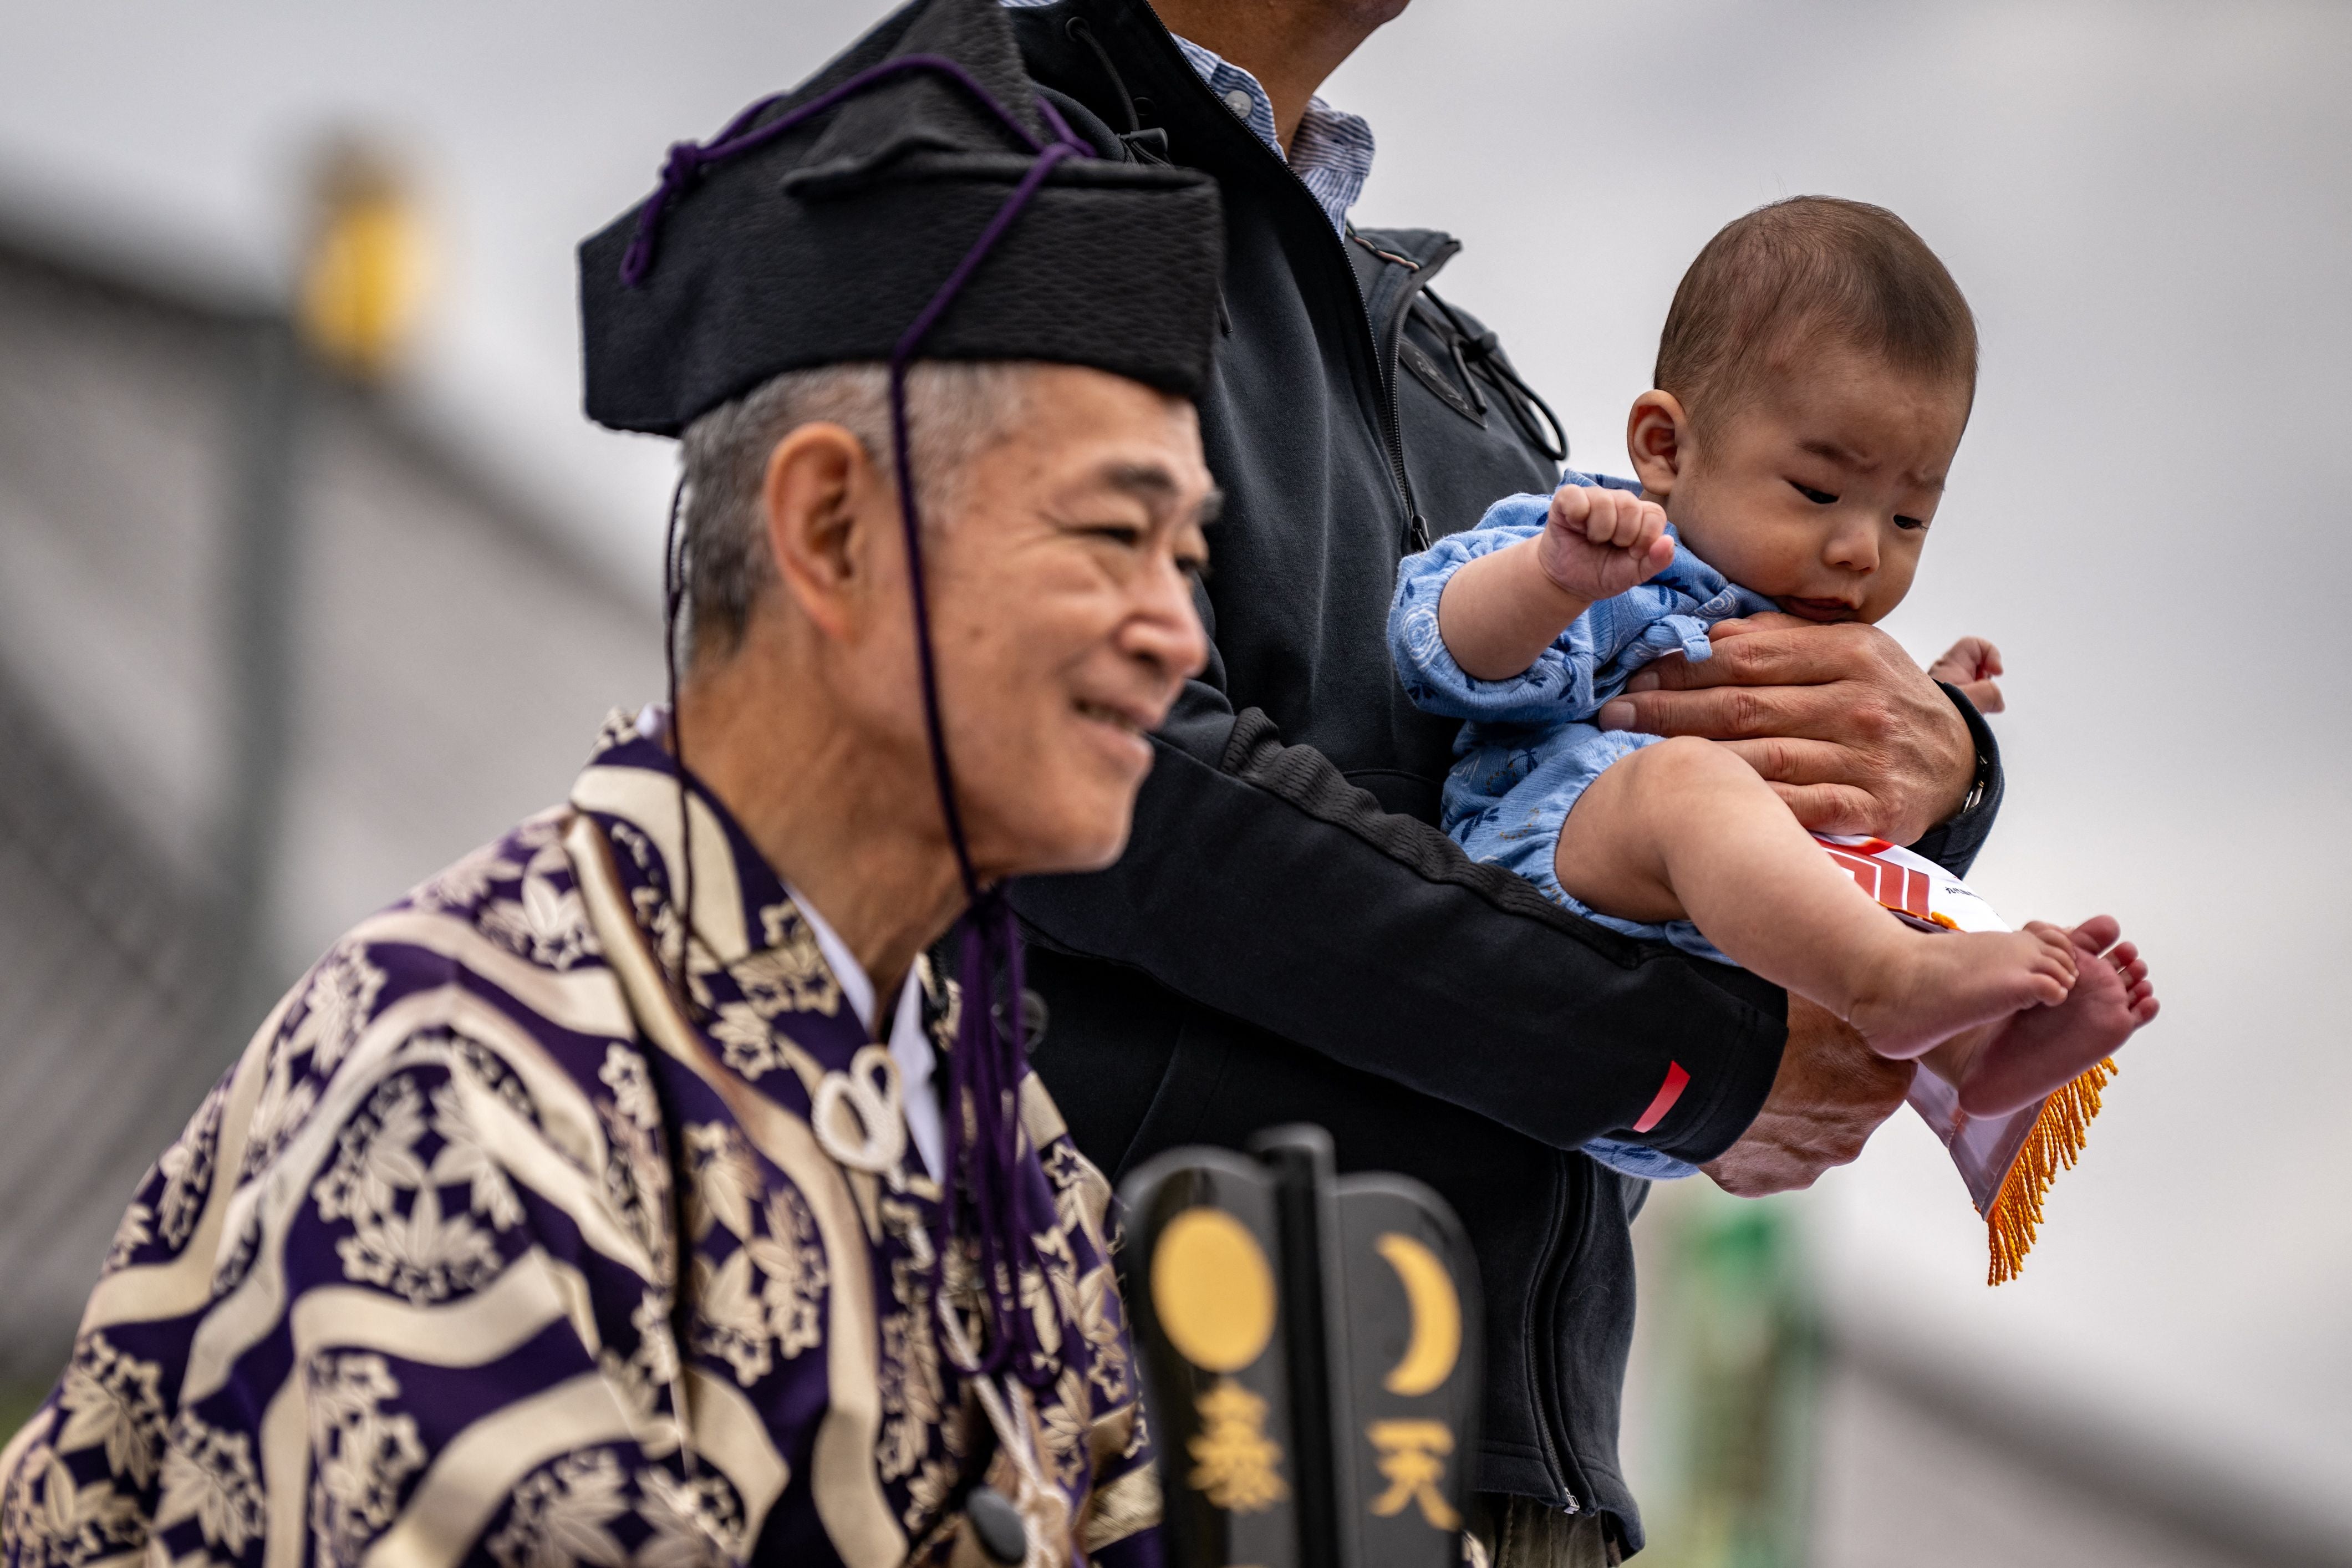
[0,713,1160,1568]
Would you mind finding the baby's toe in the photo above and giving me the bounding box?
[2070,914,2122,955]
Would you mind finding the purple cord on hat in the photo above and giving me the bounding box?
[625,45,1100,1387]
[886,135,1079,915]
[888,130,1088,1387]
[619,53,1052,289]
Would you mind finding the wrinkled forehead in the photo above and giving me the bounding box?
[1727,334,1974,477]
[969,365,1214,507]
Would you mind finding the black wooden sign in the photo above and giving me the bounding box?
[1121,1127,1481,1568]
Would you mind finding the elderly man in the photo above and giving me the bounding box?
[0,4,1221,1566]
[997,2,2007,1562]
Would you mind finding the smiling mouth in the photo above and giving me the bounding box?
[1075,699,1152,739]
[1779,597,1859,623]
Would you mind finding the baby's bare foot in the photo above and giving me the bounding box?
[1946,916,2158,1116]
[1848,922,2078,1061]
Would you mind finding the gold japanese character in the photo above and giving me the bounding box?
[1366,1419,1460,1530]
[1187,1378,1287,1513]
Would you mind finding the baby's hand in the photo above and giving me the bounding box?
[1538,485,1675,604]
[1927,636,2005,714]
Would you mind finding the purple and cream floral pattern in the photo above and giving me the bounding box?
[0,715,1159,1568]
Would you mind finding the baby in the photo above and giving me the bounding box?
[1389,197,2157,1117]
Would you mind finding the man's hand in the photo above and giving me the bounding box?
[1536,485,1674,603]
[1702,996,1915,1197]
[1926,635,2005,714]
[1595,613,1976,843]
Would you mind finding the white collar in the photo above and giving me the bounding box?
[783,885,943,1180]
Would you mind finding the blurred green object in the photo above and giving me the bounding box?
[0,1383,47,1450]
[1631,1184,1820,1568]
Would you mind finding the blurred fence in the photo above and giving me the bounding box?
[0,211,659,1380]
[0,659,226,1376]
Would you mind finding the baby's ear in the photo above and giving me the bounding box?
[1626,391,1691,497]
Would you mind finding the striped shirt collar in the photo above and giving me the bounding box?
[1164,34,1375,235]
[1001,2,1376,233]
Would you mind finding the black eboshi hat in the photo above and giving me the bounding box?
[578,0,1225,436]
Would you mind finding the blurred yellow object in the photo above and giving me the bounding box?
[298,145,429,380]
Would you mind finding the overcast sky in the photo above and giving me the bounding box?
[2,0,2346,1519]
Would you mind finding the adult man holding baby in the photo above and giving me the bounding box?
[999,1,2010,1562]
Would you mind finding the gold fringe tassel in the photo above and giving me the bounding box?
[1985,1057,2116,1286]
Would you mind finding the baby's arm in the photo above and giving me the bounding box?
[1437,486,1675,680]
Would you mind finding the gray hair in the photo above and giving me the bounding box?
[676,361,1035,664]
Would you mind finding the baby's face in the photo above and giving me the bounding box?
[1661,344,1972,624]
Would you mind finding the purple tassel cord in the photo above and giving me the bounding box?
[888,128,1084,1391]
[624,52,1095,1388]
[945,892,1040,1381]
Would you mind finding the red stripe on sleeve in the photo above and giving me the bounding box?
[1630,1060,1692,1134]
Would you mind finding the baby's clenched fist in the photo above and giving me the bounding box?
[1927,635,2006,715]
[1538,484,1676,604]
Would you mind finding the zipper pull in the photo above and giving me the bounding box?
[1406,512,1432,554]
[1118,126,1171,165]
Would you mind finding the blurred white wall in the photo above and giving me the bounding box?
[0,0,2344,1546]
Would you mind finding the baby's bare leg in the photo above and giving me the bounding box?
[1554,737,2078,1058]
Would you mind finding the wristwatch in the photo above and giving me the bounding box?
[1938,679,1997,819]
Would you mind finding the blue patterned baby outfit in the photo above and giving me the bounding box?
[1391,475,1778,953]
[1390,476,1779,1182]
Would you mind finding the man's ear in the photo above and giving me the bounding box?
[761,422,882,642]
[1626,390,1693,500]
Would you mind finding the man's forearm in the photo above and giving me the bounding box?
[1013,690,1786,1160]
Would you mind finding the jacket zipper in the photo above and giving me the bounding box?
[1380,352,1426,551]
[1360,230,1601,1518]
[1358,250,1429,554]
[1526,1152,1592,1513]
[1110,7,1587,1510]
[1351,232,1461,553]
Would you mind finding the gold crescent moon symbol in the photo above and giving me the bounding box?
[1375,1231,1461,1397]
[1151,1208,1277,1373]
